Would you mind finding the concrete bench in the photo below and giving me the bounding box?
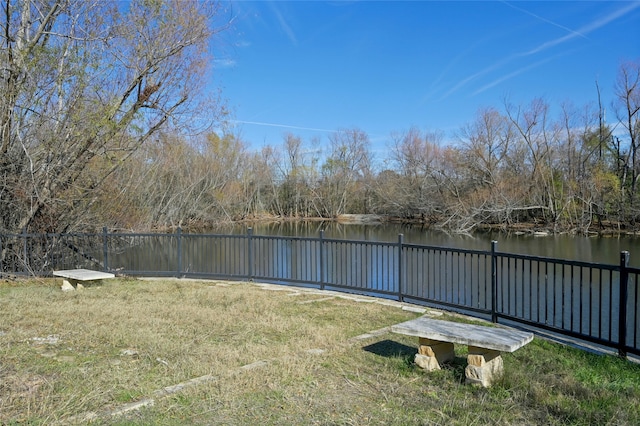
[53,269,115,291]
[391,316,534,387]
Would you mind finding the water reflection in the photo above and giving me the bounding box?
[208,222,640,267]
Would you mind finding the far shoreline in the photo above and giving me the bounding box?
[141,214,640,238]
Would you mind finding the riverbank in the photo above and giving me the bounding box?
[262,215,636,237]
[143,213,638,238]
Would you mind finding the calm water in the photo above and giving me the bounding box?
[208,221,640,267]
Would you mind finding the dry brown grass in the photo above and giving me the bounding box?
[2,278,640,425]
[0,278,419,424]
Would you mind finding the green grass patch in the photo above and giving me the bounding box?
[1,278,639,425]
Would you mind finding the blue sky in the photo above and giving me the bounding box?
[214,1,640,153]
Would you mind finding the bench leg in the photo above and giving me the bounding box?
[465,346,503,387]
[61,278,84,291]
[414,337,455,371]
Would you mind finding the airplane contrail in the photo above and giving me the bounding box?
[231,120,334,133]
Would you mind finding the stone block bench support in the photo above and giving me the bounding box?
[53,269,115,291]
[391,317,534,387]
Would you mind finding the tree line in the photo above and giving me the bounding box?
[1,2,639,235]
[101,59,638,235]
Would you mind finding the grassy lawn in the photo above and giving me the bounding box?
[1,278,640,425]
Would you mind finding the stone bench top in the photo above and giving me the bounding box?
[391,316,534,352]
[53,269,115,281]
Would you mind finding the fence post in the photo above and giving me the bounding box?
[177,227,182,278]
[103,227,109,272]
[618,251,630,358]
[247,227,253,281]
[319,230,325,291]
[491,240,498,323]
[398,234,404,303]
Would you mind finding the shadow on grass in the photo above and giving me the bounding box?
[362,339,416,370]
[363,339,467,383]
[363,339,415,358]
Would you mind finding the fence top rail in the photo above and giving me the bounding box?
[1,232,104,238]
[180,233,246,239]
[495,251,619,271]
[251,234,316,243]
[106,232,180,238]
[403,243,490,257]
[109,231,241,239]
[322,237,397,247]
[250,233,399,248]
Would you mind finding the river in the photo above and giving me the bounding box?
[208,221,640,267]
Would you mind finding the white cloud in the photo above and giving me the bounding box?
[231,120,333,133]
[268,1,298,46]
[502,1,589,41]
[521,2,640,56]
[443,2,640,99]
[472,57,554,95]
[214,58,237,68]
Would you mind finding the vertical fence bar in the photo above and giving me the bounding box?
[103,227,109,272]
[619,251,630,358]
[247,227,253,281]
[608,266,613,340]
[491,240,498,323]
[319,230,325,290]
[634,274,639,350]
[397,234,404,302]
[177,227,182,278]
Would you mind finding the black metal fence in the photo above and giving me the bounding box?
[2,228,638,358]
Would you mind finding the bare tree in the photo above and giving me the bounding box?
[503,98,568,228]
[613,60,640,223]
[458,108,511,186]
[381,127,443,221]
[276,133,319,217]
[316,128,372,217]
[456,108,524,228]
[0,0,228,234]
